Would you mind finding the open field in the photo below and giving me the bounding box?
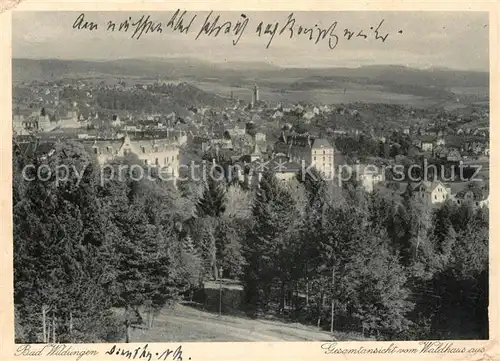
[194,81,435,107]
[127,304,340,342]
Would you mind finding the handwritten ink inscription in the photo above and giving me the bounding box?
[71,11,403,50]
[105,344,186,361]
[195,11,249,45]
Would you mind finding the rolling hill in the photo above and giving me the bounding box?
[13,58,489,102]
[12,57,280,82]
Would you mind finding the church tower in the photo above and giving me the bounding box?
[253,84,259,103]
[251,83,260,107]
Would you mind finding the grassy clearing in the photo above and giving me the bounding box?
[125,303,346,342]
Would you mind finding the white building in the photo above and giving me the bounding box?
[111,115,123,128]
[88,134,180,180]
[276,134,335,180]
[254,132,266,143]
[421,141,434,152]
[354,164,386,193]
[412,181,451,206]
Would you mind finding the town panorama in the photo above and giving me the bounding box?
[12,11,489,344]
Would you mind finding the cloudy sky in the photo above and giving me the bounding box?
[13,11,489,71]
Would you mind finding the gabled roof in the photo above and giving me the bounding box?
[311,138,333,149]
[418,135,437,143]
[413,180,447,192]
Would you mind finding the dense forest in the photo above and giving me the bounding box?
[13,140,488,342]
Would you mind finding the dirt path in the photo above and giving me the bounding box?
[130,304,334,342]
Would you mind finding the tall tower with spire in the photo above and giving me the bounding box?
[253,84,259,104]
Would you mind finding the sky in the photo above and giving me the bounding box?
[12,11,489,71]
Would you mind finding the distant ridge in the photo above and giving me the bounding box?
[13,58,488,90]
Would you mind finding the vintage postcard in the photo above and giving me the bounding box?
[0,1,498,361]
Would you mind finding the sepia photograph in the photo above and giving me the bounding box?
[11,10,490,347]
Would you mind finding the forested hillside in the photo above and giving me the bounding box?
[13,141,488,342]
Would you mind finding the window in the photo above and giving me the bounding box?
[164,158,167,165]
[177,154,179,160]
[155,158,159,165]
[314,157,316,161]
[142,146,146,154]
[434,195,437,200]
[144,159,148,165]
[323,150,325,155]
[93,148,98,154]
[171,156,174,162]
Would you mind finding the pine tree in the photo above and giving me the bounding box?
[195,172,226,218]
[100,156,192,332]
[14,141,114,342]
[318,204,413,338]
[297,167,329,311]
[216,218,246,279]
[243,170,301,314]
[402,180,414,201]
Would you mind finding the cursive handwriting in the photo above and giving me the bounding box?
[373,19,390,42]
[105,344,185,361]
[195,11,249,46]
[257,13,392,50]
[256,13,339,50]
[166,10,197,35]
[73,13,98,31]
[129,15,163,40]
[107,11,196,38]
[71,11,402,49]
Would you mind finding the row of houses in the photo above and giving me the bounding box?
[13,108,81,135]
[411,181,489,209]
[197,131,336,188]
[15,132,182,185]
[408,135,489,162]
[82,134,180,179]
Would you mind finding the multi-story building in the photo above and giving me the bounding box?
[226,124,246,138]
[412,181,451,206]
[354,164,386,193]
[13,109,56,133]
[86,134,180,180]
[275,133,335,180]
